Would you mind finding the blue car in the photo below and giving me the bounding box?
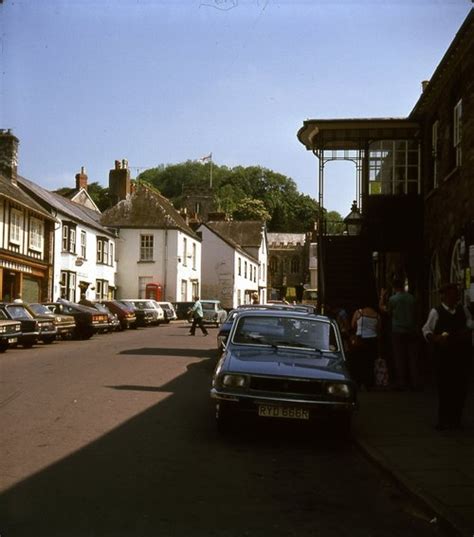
[211,309,357,435]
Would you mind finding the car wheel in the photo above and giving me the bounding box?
[0,342,8,353]
[42,337,56,344]
[22,339,35,348]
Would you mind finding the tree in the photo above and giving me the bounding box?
[232,198,271,222]
[136,162,321,232]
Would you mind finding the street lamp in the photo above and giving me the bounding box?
[343,201,363,236]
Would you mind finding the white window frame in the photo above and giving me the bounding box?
[29,216,44,252]
[97,239,103,263]
[80,231,87,259]
[183,237,188,266]
[10,208,22,245]
[62,224,69,251]
[192,242,196,270]
[69,228,76,254]
[453,99,462,167]
[109,242,114,266]
[140,234,154,262]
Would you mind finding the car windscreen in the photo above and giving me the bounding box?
[29,304,52,315]
[0,309,9,320]
[232,315,338,352]
[6,305,35,320]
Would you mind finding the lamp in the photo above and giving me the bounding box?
[343,201,363,236]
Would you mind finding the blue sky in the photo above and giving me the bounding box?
[1,0,472,216]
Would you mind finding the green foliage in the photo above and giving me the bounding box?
[138,162,321,232]
[325,210,345,235]
[232,198,271,222]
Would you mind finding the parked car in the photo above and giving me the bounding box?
[29,302,76,339]
[0,309,21,352]
[44,301,109,340]
[201,300,227,327]
[101,300,137,330]
[0,302,57,347]
[88,302,121,332]
[211,309,357,435]
[154,301,177,323]
[120,299,163,325]
[172,301,194,321]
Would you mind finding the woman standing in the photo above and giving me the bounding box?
[350,305,380,390]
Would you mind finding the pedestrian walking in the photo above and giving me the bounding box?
[422,282,473,431]
[380,277,419,390]
[188,296,208,336]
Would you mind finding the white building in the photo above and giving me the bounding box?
[17,173,117,302]
[198,218,268,308]
[101,162,201,301]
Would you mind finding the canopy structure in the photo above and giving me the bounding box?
[297,118,420,210]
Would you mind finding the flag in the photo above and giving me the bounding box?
[199,153,212,162]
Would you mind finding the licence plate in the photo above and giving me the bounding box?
[258,405,309,420]
[8,337,17,344]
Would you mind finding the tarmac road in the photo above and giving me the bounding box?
[0,322,448,537]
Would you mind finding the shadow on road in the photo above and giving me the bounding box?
[120,347,213,358]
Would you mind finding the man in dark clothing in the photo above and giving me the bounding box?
[422,283,473,430]
[189,296,208,336]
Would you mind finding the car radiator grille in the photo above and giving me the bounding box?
[249,376,324,395]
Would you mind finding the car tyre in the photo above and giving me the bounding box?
[0,342,8,353]
[42,336,56,344]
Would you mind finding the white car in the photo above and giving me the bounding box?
[154,301,177,323]
[121,299,165,325]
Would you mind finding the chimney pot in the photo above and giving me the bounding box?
[421,80,430,92]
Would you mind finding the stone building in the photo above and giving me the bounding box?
[410,10,474,308]
[297,9,473,316]
[267,233,309,302]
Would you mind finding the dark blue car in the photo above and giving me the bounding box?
[211,309,357,435]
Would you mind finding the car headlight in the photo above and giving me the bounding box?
[221,374,248,388]
[0,326,6,333]
[326,383,351,398]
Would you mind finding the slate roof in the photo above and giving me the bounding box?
[0,174,55,221]
[200,222,257,261]
[16,175,114,236]
[206,220,265,249]
[100,182,200,239]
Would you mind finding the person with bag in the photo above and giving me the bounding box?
[349,304,380,390]
[422,283,473,430]
[188,295,208,336]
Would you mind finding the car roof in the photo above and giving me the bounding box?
[232,308,331,322]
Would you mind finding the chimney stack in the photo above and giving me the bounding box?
[108,158,131,206]
[75,166,88,190]
[0,129,19,185]
[421,80,430,93]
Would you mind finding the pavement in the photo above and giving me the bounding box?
[353,378,474,537]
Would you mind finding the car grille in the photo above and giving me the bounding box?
[249,376,324,396]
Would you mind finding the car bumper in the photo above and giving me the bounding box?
[210,388,356,417]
